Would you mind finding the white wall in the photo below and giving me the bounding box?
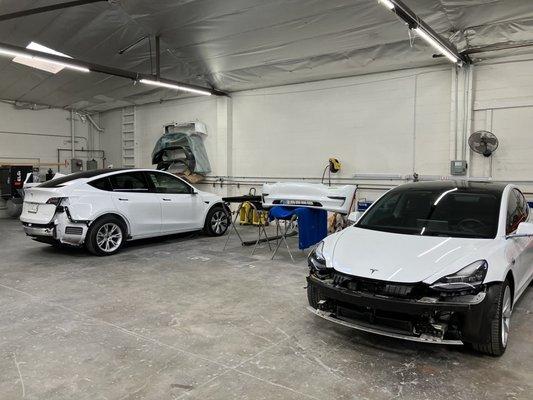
[99,109,122,169]
[98,96,225,195]
[98,59,533,201]
[471,60,533,194]
[0,102,103,175]
[232,67,452,179]
[136,97,218,169]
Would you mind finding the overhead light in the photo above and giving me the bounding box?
[139,78,212,96]
[413,27,458,64]
[0,42,89,73]
[378,0,395,10]
[434,188,458,206]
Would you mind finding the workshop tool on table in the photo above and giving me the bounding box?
[239,198,269,226]
[222,189,272,254]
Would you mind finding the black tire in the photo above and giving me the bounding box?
[85,215,126,256]
[470,280,512,356]
[307,284,320,309]
[203,206,230,236]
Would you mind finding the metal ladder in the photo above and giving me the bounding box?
[121,106,136,168]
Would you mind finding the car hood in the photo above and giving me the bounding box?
[328,227,494,284]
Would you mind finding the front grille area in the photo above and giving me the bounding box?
[331,271,428,299]
[65,226,83,235]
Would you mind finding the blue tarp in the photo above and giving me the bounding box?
[269,206,328,250]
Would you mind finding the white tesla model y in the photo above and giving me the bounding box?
[307,181,533,356]
[20,169,229,255]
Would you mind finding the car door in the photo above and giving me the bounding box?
[505,189,533,293]
[146,171,204,233]
[108,171,162,237]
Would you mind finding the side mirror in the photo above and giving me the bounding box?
[348,211,363,224]
[191,190,199,195]
[506,222,533,239]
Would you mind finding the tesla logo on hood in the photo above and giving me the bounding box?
[370,268,378,274]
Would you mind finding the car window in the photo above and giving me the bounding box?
[38,168,125,187]
[358,188,501,239]
[88,177,112,191]
[147,172,192,194]
[506,189,528,234]
[109,172,150,192]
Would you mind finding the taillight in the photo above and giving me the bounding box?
[46,197,65,205]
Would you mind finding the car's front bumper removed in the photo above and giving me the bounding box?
[307,274,498,345]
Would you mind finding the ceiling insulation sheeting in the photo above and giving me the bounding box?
[0,0,532,111]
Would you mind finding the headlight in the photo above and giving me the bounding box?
[430,260,488,292]
[308,241,327,271]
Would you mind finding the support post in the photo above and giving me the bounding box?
[155,35,161,79]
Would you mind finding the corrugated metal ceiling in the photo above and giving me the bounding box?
[0,0,532,111]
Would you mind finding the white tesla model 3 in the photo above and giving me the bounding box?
[307,181,533,356]
[20,168,229,255]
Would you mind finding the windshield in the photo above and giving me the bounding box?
[357,187,501,239]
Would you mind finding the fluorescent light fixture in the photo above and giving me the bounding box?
[378,0,395,10]
[413,27,458,63]
[434,188,458,206]
[2,41,89,73]
[139,78,212,96]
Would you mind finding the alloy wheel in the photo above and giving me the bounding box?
[96,223,123,253]
[501,285,512,347]
[211,210,229,234]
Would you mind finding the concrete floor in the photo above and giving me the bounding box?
[0,218,531,400]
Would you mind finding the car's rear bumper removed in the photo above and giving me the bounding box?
[307,274,499,345]
[21,208,88,246]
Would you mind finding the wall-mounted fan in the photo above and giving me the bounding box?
[468,130,499,157]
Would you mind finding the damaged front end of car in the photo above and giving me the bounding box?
[306,248,500,345]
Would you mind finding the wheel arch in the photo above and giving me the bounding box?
[90,212,131,237]
[505,270,515,304]
[204,201,229,223]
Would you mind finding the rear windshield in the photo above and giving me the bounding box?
[357,187,501,239]
[38,169,123,188]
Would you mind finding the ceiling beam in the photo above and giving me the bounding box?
[0,0,107,22]
[0,41,228,96]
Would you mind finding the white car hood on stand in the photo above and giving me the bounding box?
[329,227,494,284]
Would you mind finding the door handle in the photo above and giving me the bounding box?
[162,198,172,201]
[118,198,129,201]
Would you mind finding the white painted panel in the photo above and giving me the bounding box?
[490,107,533,181]
[471,60,533,195]
[95,60,533,201]
[0,102,92,173]
[474,60,533,110]
[99,108,122,168]
[414,70,452,175]
[232,74,419,178]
